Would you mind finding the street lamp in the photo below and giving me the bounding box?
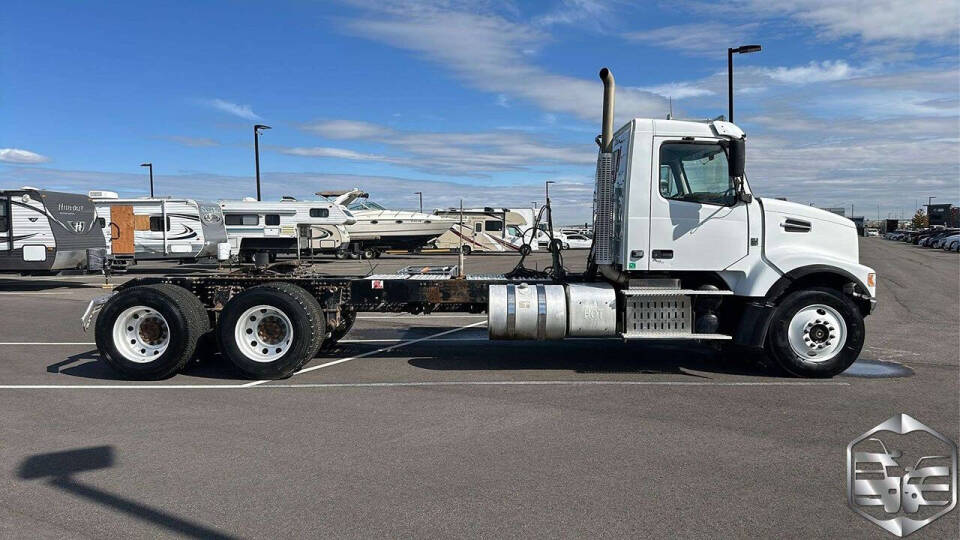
[140,163,154,197]
[253,124,271,201]
[545,180,555,201]
[414,191,423,213]
[727,44,762,123]
[927,196,936,208]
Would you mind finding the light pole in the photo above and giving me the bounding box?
[414,191,423,213]
[927,196,936,208]
[727,44,762,123]
[140,163,154,197]
[545,180,555,202]
[253,124,271,201]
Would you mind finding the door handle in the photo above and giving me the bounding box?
[652,250,673,260]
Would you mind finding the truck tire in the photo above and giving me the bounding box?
[95,283,209,379]
[217,282,325,379]
[321,310,356,351]
[765,287,864,378]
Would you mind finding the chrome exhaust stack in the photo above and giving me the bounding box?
[599,67,615,153]
[591,68,622,283]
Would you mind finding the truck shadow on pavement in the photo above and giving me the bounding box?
[16,446,237,539]
[406,340,780,378]
[0,278,96,291]
[46,350,251,381]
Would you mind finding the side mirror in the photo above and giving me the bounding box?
[729,138,745,179]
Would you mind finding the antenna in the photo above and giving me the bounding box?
[667,96,673,120]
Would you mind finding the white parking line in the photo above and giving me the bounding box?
[241,321,489,387]
[0,342,96,345]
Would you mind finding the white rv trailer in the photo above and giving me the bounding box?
[89,191,229,270]
[0,187,106,273]
[430,207,537,254]
[219,197,353,260]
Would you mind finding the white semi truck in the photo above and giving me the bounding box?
[82,68,876,380]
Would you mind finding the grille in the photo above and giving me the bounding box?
[592,152,615,264]
[623,295,692,338]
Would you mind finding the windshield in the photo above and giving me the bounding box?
[347,200,386,211]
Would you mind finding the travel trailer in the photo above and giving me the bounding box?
[316,189,457,258]
[0,187,105,273]
[219,197,353,261]
[89,191,230,271]
[430,207,537,254]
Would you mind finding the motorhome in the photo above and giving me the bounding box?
[430,207,537,254]
[89,191,229,271]
[219,197,353,261]
[0,187,105,273]
[316,189,457,258]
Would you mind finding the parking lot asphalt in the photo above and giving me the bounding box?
[0,240,956,538]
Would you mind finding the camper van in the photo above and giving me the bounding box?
[0,188,105,273]
[430,207,537,254]
[90,191,229,271]
[220,197,354,261]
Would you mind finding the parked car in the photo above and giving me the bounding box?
[941,235,960,250]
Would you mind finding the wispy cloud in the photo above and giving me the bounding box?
[640,82,714,100]
[291,119,596,176]
[203,98,261,120]
[624,22,760,56]
[757,60,869,84]
[342,4,666,121]
[165,136,221,148]
[0,148,50,164]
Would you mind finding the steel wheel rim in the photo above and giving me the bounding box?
[112,306,171,363]
[234,305,294,363]
[787,303,847,362]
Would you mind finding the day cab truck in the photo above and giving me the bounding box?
[82,68,877,380]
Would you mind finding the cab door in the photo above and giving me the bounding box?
[647,137,748,271]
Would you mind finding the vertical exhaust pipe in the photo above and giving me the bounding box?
[599,68,615,152]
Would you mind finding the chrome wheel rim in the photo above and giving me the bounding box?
[234,305,294,363]
[112,306,171,363]
[787,303,847,362]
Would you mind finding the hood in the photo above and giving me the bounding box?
[759,198,855,229]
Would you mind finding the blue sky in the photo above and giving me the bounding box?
[2,0,958,222]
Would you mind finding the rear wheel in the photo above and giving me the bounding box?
[460,245,471,255]
[765,287,864,378]
[95,284,209,379]
[217,282,325,379]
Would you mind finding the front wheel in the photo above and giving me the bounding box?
[765,287,865,378]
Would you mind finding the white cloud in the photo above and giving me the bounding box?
[759,0,960,44]
[343,6,666,121]
[640,82,714,99]
[0,148,50,164]
[204,98,261,120]
[758,60,868,84]
[294,119,596,175]
[624,23,760,56]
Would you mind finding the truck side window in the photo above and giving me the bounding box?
[264,214,280,226]
[0,200,8,233]
[149,216,171,231]
[659,142,734,206]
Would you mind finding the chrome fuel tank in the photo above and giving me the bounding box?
[488,283,566,340]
